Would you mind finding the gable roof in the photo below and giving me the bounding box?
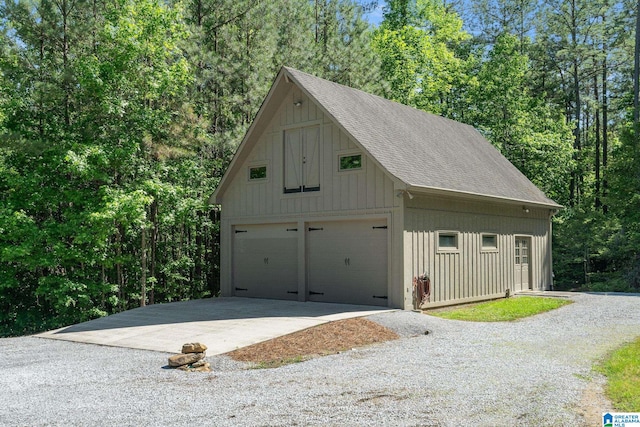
[212,66,560,208]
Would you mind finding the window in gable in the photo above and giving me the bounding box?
[249,165,267,181]
[339,153,362,171]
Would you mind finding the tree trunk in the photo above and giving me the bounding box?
[149,200,158,305]
[195,213,203,288]
[594,70,601,209]
[602,46,608,214]
[569,0,581,207]
[60,0,71,127]
[38,20,45,141]
[634,0,640,130]
[116,225,124,310]
[140,226,147,307]
[315,0,319,43]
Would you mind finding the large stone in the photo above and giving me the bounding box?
[176,362,212,372]
[181,342,208,354]
[192,362,211,372]
[168,352,205,367]
[191,359,208,368]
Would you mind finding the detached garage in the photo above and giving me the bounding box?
[211,67,561,310]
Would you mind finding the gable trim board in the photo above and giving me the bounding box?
[212,67,560,310]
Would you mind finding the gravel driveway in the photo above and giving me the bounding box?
[2,293,638,426]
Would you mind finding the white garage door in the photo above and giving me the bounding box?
[232,223,298,300]
[307,219,388,306]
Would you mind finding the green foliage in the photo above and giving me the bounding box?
[374,0,639,294]
[597,337,640,412]
[372,0,472,115]
[469,33,575,204]
[0,0,219,336]
[606,126,640,289]
[428,296,572,322]
[553,122,640,292]
[1,0,640,336]
[1,0,382,336]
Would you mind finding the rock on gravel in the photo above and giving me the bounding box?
[1,293,638,426]
[168,351,205,367]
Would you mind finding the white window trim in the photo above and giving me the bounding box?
[336,149,364,173]
[437,231,460,253]
[247,161,270,183]
[481,233,498,252]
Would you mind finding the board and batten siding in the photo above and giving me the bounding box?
[403,195,553,308]
[221,85,399,219]
[218,85,403,306]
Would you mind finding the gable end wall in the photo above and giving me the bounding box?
[221,85,399,219]
[218,84,403,304]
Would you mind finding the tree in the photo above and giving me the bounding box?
[312,0,383,93]
[536,0,608,207]
[635,0,640,129]
[372,0,473,117]
[469,33,574,204]
[1,0,389,336]
[0,0,203,335]
[468,0,538,52]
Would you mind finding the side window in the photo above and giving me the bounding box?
[481,234,498,251]
[437,231,459,251]
[284,126,320,193]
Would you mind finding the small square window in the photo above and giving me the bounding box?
[249,165,267,181]
[339,153,362,171]
[438,232,458,250]
[482,234,497,250]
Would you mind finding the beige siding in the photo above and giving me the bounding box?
[403,195,553,308]
[218,83,555,311]
[218,86,402,307]
[221,86,399,219]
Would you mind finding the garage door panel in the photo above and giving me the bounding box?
[308,219,387,306]
[233,224,298,300]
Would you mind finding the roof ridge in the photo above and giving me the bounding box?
[283,66,477,132]
[281,66,559,208]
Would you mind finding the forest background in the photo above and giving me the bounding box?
[1,0,639,336]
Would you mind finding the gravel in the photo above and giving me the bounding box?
[1,293,639,427]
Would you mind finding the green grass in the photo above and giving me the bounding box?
[597,337,640,412]
[428,296,572,322]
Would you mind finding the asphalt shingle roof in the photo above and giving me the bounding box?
[284,67,559,207]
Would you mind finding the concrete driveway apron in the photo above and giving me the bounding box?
[37,297,394,354]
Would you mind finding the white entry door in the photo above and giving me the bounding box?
[232,223,299,300]
[307,219,388,306]
[514,237,531,291]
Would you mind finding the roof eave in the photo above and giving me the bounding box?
[406,184,563,210]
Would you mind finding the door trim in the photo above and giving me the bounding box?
[514,235,532,291]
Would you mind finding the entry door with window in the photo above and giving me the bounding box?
[284,126,320,193]
[514,237,531,291]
